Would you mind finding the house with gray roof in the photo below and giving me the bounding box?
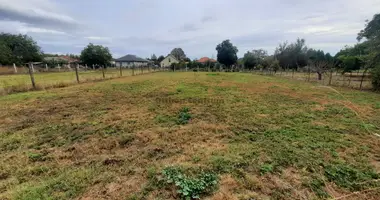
[115,54,149,68]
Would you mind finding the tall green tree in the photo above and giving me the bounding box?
[242,51,257,70]
[357,13,380,90]
[80,43,112,67]
[275,38,308,70]
[242,49,268,70]
[0,33,43,65]
[170,48,187,61]
[216,40,238,70]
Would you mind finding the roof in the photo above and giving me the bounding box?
[198,57,217,63]
[115,54,149,62]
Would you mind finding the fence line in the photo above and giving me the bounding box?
[0,64,166,95]
[164,65,373,90]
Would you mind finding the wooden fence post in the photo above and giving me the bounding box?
[13,63,17,73]
[141,65,143,74]
[359,69,368,90]
[348,72,352,87]
[102,65,105,79]
[31,63,35,73]
[132,64,135,76]
[75,64,80,83]
[28,63,36,89]
[119,64,122,77]
[45,64,48,71]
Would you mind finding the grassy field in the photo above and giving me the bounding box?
[0,72,379,200]
[0,68,150,95]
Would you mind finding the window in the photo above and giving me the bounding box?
[169,58,171,62]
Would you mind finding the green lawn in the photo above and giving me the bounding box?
[0,72,379,200]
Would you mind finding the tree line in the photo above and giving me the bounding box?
[1,13,379,90]
[214,13,380,90]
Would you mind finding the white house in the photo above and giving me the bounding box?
[115,54,149,68]
[160,54,179,68]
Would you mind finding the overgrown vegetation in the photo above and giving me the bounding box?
[0,72,379,199]
[162,166,219,199]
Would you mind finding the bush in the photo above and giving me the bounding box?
[371,65,380,91]
[162,166,219,199]
[177,107,192,125]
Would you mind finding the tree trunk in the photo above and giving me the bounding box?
[317,72,322,80]
[329,70,333,85]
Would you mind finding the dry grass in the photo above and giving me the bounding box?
[0,67,157,95]
[0,72,379,200]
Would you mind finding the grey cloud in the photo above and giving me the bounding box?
[0,5,79,31]
[179,23,199,32]
[201,16,215,23]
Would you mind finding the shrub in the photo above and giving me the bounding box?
[177,107,192,125]
[371,65,380,91]
[162,166,219,199]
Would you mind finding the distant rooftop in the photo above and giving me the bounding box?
[198,57,217,63]
[115,54,149,62]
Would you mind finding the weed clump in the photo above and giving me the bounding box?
[177,107,192,125]
[162,166,219,199]
[260,163,274,175]
[27,152,46,162]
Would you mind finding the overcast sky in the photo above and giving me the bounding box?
[0,0,379,59]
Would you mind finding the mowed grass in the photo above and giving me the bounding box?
[0,68,148,94]
[0,72,379,200]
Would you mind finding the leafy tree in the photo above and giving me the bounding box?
[170,48,187,61]
[157,55,165,63]
[80,43,112,67]
[150,54,159,65]
[337,56,362,73]
[243,51,257,70]
[270,59,280,73]
[372,65,380,90]
[262,56,275,70]
[216,40,238,70]
[0,33,43,65]
[357,13,380,90]
[0,41,12,65]
[243,49,268,70]
[183,57,191,62]
[307,49,334,80]
[151,54,157,61]
[275,38,308,70]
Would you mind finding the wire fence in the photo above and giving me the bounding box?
[0,64,163,95]
[166,65,373,90]
[0,63,373,95]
